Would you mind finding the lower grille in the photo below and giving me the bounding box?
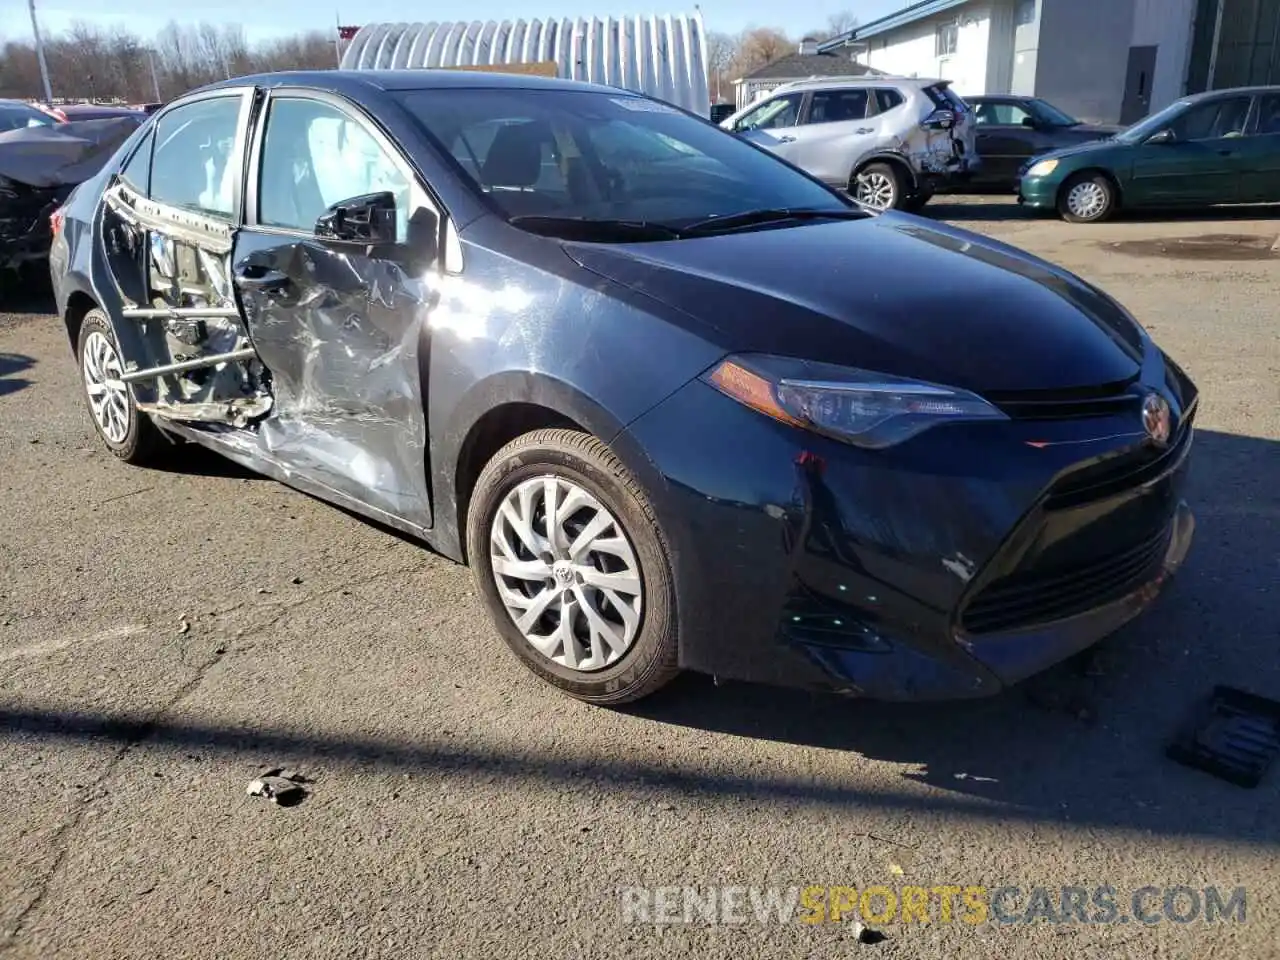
[960,523,1171,635]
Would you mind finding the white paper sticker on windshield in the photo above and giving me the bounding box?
[611,97,680,114]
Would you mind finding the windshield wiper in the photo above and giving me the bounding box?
[679,207,867,236]
[508,215,683,242]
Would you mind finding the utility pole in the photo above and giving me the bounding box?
[335,12,344,68]
[27,0,54,104]
[149,50,162,102]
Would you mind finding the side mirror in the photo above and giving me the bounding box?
[1146,129,1176,145]
[1021,116,1037,128]
[315,191,398,244]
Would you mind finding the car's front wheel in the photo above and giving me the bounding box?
[1058,172,1117,223]
[77,309,165,464]
[466,428,680,705]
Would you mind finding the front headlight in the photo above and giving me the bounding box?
[702,355,1007,449]
[1025,158,1059,178]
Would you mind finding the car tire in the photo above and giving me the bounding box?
[76,309,166,464]
[1058,172,1117,223]
[853,162,904,212]
[466,428,680,705]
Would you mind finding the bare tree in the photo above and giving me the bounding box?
[0,20,343,102]
[733,26,795,77]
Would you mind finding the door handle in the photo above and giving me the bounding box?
[856,127,874,134]
[234,267,291,293]
[1217,149,1237,156]
[776,135,796,143]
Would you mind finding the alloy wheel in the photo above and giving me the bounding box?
[82,330,130,445]
[489,475,643,672]
[855,171,896,211]
[1066,181,1109,221]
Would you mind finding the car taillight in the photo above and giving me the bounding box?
[50,208,65,237]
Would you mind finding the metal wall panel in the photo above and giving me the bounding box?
[341,15,710,116]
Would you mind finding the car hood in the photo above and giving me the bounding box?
[1031,137,1130,166]
[564,215,1144,396]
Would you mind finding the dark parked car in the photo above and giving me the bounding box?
[59,103,146,122]
[959,95,1120,191]
[2,110,138,275]
[52,70,1196,705]
[1020,86,1280,222]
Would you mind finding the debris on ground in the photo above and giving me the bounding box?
[177,617,190,635]
[953,772,998,783]
[246,768,311,807]
[290,576,303,585]
[1167,685,1280,788]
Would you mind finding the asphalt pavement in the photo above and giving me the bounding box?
[1,198,1278,959]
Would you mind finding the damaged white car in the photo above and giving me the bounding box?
[721,77,977,213]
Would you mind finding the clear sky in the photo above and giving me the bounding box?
[3,0,915,46]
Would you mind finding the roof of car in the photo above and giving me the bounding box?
[198,69,614,97]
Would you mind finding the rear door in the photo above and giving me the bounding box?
[1129,94,1253,205]
[782,87,875,187]
[729,91,806,164]
[231,90,443,529]
[971,98,1047,186]
[96,89,275,425]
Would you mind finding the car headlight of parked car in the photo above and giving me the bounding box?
[1025,158,1059,178]
[703,355,1007,449]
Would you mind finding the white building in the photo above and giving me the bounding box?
[818,0,1275,125]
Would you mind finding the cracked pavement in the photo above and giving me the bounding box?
[1,199,1278,959]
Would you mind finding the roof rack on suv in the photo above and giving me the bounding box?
[770,75,943,93]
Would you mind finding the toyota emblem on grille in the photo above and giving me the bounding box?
[1141,392,1172,446]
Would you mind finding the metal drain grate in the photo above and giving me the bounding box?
[1167,686,1280,788]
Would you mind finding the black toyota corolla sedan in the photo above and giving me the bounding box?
[50,70,1197,705]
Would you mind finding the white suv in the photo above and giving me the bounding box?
[721,77,978,212]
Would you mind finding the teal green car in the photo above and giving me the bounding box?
[1018,86,1280,223]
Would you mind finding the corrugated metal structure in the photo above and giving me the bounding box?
[1187,0,1280,92]
[340,15,710,116]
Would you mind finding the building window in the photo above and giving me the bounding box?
[935,22,958,57]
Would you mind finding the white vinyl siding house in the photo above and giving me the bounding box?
[820,0,1208,124]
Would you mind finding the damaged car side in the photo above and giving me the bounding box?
[720,77,977,212]
[1,106,140,277]
[54,71,1196,708]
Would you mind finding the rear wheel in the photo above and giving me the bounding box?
[77,309,166,464]
[853,162,905,212]
[466,428,680,705]
[1058,172,1117,223]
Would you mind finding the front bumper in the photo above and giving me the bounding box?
[1017,175,1060,209]
[621,363,1197,701]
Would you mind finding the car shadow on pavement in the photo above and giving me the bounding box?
[623,427,1279,840]
[928,198,1280,224]
[0,432,1274,845]
[0,352,35,396]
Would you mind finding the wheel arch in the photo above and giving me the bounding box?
[850,152,918,193]
[63,290,99,351]
[438,371,635,564]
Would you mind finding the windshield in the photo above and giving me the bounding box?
[1116,99,1192,142]
[0,102,56,132]
[1029,99,1079,126]
[397,88,853,234]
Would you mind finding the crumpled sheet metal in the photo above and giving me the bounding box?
[0,116,141,188]
[234,239,434,528]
